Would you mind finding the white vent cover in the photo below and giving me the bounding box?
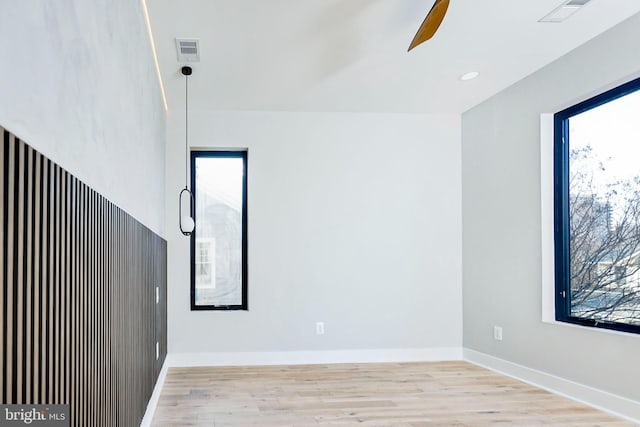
[539,0,592,23]
[176,38,200,62]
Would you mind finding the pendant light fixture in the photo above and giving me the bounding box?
[179,65,195,236]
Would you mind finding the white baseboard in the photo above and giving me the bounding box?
[463,348,640,424]
[140,359,170,427]
[166,347,462,367]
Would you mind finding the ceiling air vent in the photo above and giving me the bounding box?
[539,0,592,23]
[176,38,200,62]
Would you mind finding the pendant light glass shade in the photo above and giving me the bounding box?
[179,187,195,235]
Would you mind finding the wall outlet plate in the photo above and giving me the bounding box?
[494,326,503,341]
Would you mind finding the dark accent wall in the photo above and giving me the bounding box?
[0,127,167,426]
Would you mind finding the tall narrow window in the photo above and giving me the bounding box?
[191,151,247,310]
[554,77,640,334]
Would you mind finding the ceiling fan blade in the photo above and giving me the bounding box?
[408,0,450,51]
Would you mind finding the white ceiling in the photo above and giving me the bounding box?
[146,0,640,114]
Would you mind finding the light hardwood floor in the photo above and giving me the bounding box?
[151,361,634,426]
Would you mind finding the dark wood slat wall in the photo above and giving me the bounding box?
[0,127,167,426]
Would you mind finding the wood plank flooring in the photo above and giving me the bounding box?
[151,361,634,426]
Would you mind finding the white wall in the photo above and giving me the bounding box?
[462,12,640,402]
[0,1,166,235]
[166,110,462,359]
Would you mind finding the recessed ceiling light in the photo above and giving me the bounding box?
[460,71,479,81]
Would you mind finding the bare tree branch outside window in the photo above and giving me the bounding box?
[569,145,640,325]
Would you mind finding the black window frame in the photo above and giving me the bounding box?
[554,76,640,335]
[190,150,248,311]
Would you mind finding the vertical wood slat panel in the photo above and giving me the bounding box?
[40,157,49,406]
[32,148,40,405]
[15,140,23,405]
[0,130,4,406]
[25,145,33,404]
[7,135,15,403]
[50,162,58,405]
[1,127,167,426]
[0,130,5,405]
[1,133,7,403]
[13,135,25,403]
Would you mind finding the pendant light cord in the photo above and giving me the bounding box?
[185,72,189,188]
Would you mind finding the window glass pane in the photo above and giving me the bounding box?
[567,90,640,326]
[193,154,245,308]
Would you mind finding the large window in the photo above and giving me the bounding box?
[554,77,640,334]
[191,151,247,310]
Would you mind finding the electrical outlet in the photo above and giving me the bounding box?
[493,326,503,341]
[316,322,325,335]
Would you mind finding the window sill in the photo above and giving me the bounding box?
[542,317,639,339]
